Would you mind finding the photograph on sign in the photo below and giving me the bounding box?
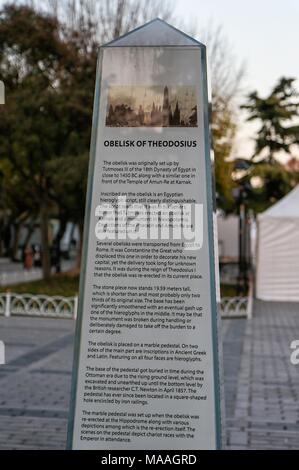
[106,85,198,127]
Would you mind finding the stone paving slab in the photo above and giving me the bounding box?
[0,299,299,449]
[0,316,73,449]
[225,300,299,450]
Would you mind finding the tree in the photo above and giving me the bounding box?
[45,0,174,44]
[0,4,72,278]
[0,159,39,259]
[47,154,88,270]
[241,162,294,213]
[239,77,299,212]
[0,1,174,277]
[211,95,236,212]
[202,25,245,213]
[242,77,299,163]
[202,24,244,104]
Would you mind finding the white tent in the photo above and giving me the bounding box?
[256,185,299,301]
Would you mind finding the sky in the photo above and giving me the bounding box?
[1,0,298,157]
[175,0,299,95]
[174,0,299,157]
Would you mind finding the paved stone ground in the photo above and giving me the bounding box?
[224,301,299,449]
[0,317,74,449]
[0,300,298,449]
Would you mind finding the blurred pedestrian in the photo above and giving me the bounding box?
[23,245,33,270]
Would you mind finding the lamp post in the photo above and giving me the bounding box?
[232,159,252,295]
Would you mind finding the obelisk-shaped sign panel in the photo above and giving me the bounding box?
[68,19,222,450]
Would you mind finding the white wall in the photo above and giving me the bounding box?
[217,215,239,261]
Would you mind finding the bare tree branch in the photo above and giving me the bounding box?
[200,22,245,106]
[41,0,174,44]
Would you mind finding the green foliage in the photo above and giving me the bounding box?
[243,161,295,212]
[0,5,98,271]
[242,77,299,162]
[239,77,299,213]
[220,283,239,297]
[0,4,95,203]
[0,5,68,200]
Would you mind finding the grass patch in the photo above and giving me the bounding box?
[220,284,240,297]
[1,274,79,297]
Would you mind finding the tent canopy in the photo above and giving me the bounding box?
[256,185,299,302]
[259,185,299,220]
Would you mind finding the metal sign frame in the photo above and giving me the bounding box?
[67,19,223,450]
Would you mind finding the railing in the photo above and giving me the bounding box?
[0,292,78,319]
[220,296,249,318]
[0,288,253,321]
[220,280,253,319]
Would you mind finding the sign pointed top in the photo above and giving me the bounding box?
[104,18,204,47]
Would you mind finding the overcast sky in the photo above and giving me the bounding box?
[175,0,299,95]
[174,0,299,157]
[1,0,298,157]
